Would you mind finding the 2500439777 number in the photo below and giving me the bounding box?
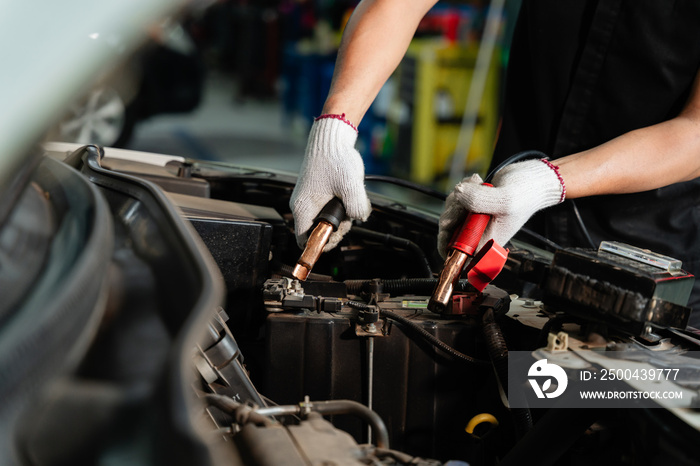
[598,368,679,381]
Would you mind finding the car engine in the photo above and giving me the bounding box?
[7,144,700,466]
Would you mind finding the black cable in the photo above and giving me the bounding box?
[364,151,578,256]
[378,308,489,366]
[350,227,433,278]
[516,227,563,251]
[569,200,597,249]
[485,150,548,183]
[487,150,599,251]
[346,300,375,311]
[364,174,448,201]
[485,150,563,252]
[345,279,432,296]
[346,300,370,310]
[363,152,547,201]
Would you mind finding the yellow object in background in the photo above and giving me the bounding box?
[396,40,501,187]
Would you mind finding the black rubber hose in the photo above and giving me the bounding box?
[345,278,435,296]
[481,308,533,438]
[482,309,509,375]
[344,278,474,297]
[346,300,372,311]
[379,309,489,366]
[350,227,433,278]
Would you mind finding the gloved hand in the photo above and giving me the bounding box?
[290,115,372,251]
[437,158,566,258]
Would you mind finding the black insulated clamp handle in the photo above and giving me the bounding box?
[315,197,346,230]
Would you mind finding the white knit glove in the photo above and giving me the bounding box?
[437,159,566,258]
[290,115,372,251]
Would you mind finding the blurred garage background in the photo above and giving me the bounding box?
[54,0,520,190]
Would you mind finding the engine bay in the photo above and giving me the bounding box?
[18,145,700,466]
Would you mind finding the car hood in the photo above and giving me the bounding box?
[0,0,182,226]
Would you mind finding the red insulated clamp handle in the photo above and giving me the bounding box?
[449,183,493,256]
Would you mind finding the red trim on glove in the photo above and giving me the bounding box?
[315,113,358,132]
[540,159,566,203]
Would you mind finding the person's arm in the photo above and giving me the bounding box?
[558,70,700,198]
[438,69,700,256]
[290,0,438,250]
[322,0,439,126]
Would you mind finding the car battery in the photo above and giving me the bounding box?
[261,280,510,461]
[543,241,694,333]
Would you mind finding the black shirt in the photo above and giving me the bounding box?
[491,0,700,324]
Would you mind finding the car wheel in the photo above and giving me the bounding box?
[55,86,136,148]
